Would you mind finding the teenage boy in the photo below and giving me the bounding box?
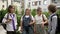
[48,4,57,34]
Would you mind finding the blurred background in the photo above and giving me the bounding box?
[0,0,60,34]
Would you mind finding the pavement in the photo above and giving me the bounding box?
[0,25,6,34]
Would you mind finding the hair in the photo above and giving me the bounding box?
[48,4,57,13]
[8,5,15,13]
[25,8,31,15]
[37,7,42,12]
[25,8,31,11]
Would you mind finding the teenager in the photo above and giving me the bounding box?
[2,5,17,34]
[48,4,57,34]
[20,8,35,34]
[35,7,48,34]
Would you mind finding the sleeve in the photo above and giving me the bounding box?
[21,16,23,21]
[34,15,36,20]
[43,14,47,20]
[2,13,7,23]
[31,15,35,21]
[50,16,57,34]
[15,14,17,25]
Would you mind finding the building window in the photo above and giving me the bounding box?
[52,0,57,3]
[32,1,37,6]
[35,1,37,6]
[14,0,20,2]
[28,2,30,7]
[32,2,35,6]
[43,0,47,5]
[2,0,6,2]
[29,0,31,1]
[39,1,41,5]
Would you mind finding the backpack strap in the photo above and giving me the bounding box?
[22,15,25,20]
[23,15,32,21]
[29,15,33,22]
[51,14,57,22]
[6,13,9,19]
[42,14,45,22]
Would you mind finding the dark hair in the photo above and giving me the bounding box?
[25,8,31,11]
[8,5,15,13]
[37,7,42,12]
[25,8,31,15]
[48,4,57,13]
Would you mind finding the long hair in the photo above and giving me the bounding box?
[24,8,31,15]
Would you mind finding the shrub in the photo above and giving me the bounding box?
[31,9,36,17]
[56,9,60,17]
[21,8,24,16]
[0,9,8,23]
[43,12,50,18]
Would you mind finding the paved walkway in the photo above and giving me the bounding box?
[0,25,6,34]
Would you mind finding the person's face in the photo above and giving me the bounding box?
[37,10,42,15]
[25,9,30,15]
[10,7,15,13]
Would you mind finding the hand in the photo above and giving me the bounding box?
[29,22,33,25]
[34,28,37,34]
[6,19,12,23]
[20,29,23,32]
[34,28,36,33]
[41,22,45,28]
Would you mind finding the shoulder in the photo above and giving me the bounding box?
[42,14,47,18]
[13,13,16,16]
[3,13,9,18]
[43,14,46,17]
[4,13,8,16]
[31,15,33,17]
[30,15,35,20]
[52,15,57,19]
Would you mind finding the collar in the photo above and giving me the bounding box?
[50,13,56,17]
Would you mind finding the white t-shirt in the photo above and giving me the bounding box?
[2,13,17,31]
[21,15,34,21]
[35,14,47,24]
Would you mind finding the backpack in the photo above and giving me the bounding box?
[51,14,60,34]
[0,10,7,23]
[2,13,9,30]
[42,14,48,26]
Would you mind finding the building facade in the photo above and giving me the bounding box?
[51,0,60,8]
[0,0,60,11]
[0,0,22,14]
[0,0,7,10]
[24,0,60,11]
[24,0,51,11]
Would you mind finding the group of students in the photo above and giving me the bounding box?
[2,4,59,34]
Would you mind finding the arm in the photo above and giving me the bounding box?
[20,21,23,29]
[43,14,48,24]
[15,14,17,25]
[50,16,57,34]
[29,16,35,25]
[41,14,48,28]
[20,16,23,30]
[2,13,11,23]
[34,21,36,32]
